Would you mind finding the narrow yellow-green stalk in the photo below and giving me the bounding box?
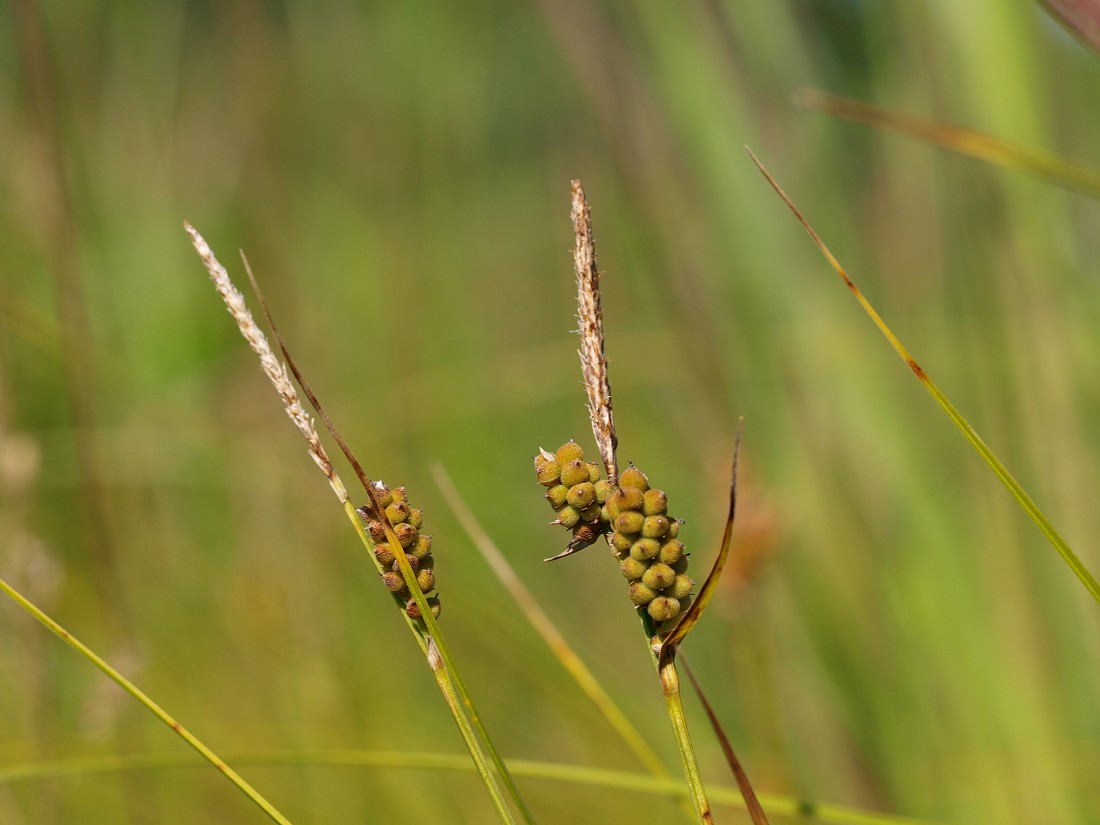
[0,575,296,825]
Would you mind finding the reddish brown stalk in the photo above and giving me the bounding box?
[681,656,770,825]
[1041,0,1100,56]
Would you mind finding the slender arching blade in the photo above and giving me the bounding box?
[795,88,1100,198]
[658,420,743,667]
[746,146,1100,606]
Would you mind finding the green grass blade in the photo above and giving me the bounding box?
[746,147,1100,605]
[795,89,1100,197]
[0,576,297,825]
[0,749,941,825]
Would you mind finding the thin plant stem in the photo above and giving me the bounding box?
[0,575,296,825]
[659,660,714,824]
[237,252,534,825]
[186,226,523,824]
[0,750,941,825]
[745,148,1100,606]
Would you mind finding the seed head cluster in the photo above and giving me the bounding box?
[535,440,694,626]
[357,483,441,620]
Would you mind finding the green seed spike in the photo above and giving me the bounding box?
[621,557,647,580]
[641,515,670,539]
[560,459,590,487]
[614,511,645,535]
[534,450,562,486]
[545,484,569,509]
[566,482,597,509]
[643,489,668,516]
[555,439,585,464]
[630,538,661,561]
[642,563,676,591]
[647,596,680,622]
[629,581,658,605]
[670,574,694,600]
[620,465,649,491]
[555,506,582,529]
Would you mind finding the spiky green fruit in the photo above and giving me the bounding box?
[566,482,597,509]
[393,555,420,573]
[555,440,585,464]
[579,502,601,522]
[613,510,645,535]
[670,574,694,599]
[375,543,396,567]
[607,487,644,519]
[620,557,647,580]
[545,484,569,509]
[610,531,634,552]
[382,571,407,593]
[620,465,649,491]
[642,562,676,591]
[641,515,670,538]
[586,462,601,483]
[555,505,581,529]
[406,596,442,620]
[629,538,660,561]
[658,539,685,565]
[411,535,433,560]
[667,519,682,539]
[560,459,589,487]
[628,581,658,605]
[393,522,418,548]
[534,451,562,486]
[372,485,394,508]
[386,502,411,525]
[417,569,436,592]
[647,596,680,622]
[408,508,424,529]
[593,479,614,504]
[643,489,667,516]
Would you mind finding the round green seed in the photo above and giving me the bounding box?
[375,543,395,566]
[647,596,680,622]
[594,479,614,504]
[643,562,676,591]
[386,502,410,525]
[566,482,596,509]
[643,489,667,515]
[614,511,645,535]
[535,454,562,486]
[610,531,634,552]
[545,484,569,509]
[410,535,432,560]
[667,519,682,539]
[641,515,670,538]
[556,505,581,528]
[393,522,418,548]
[408,508,424,529]
[628,581,658,605]
[620,466,649,491]
[555,440,585,464]
[620,557,647,580]
[560,459,589,487]
[586,462,601,483]
[630,538,660,561]
[670,574,694,599]
[579,503,601,522]
[658,539,685,565]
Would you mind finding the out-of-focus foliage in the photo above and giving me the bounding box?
[1,2,1099,823]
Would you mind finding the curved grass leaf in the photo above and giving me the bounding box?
[795,88,1100,197]
[746,147,1100,606]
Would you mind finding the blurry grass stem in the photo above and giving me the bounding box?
[1040,0,1100,57]
[0,750,939,825]
[745,148,1100,605]
[795,89,1100,197]
[0,575,296,825]
[185,224,528,825]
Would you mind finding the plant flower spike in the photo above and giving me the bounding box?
[531,182,769,825]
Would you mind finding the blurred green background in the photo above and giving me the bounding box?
[3,1,1100,823]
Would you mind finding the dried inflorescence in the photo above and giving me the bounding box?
[357,482,441,620]
[535,440,693,628]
